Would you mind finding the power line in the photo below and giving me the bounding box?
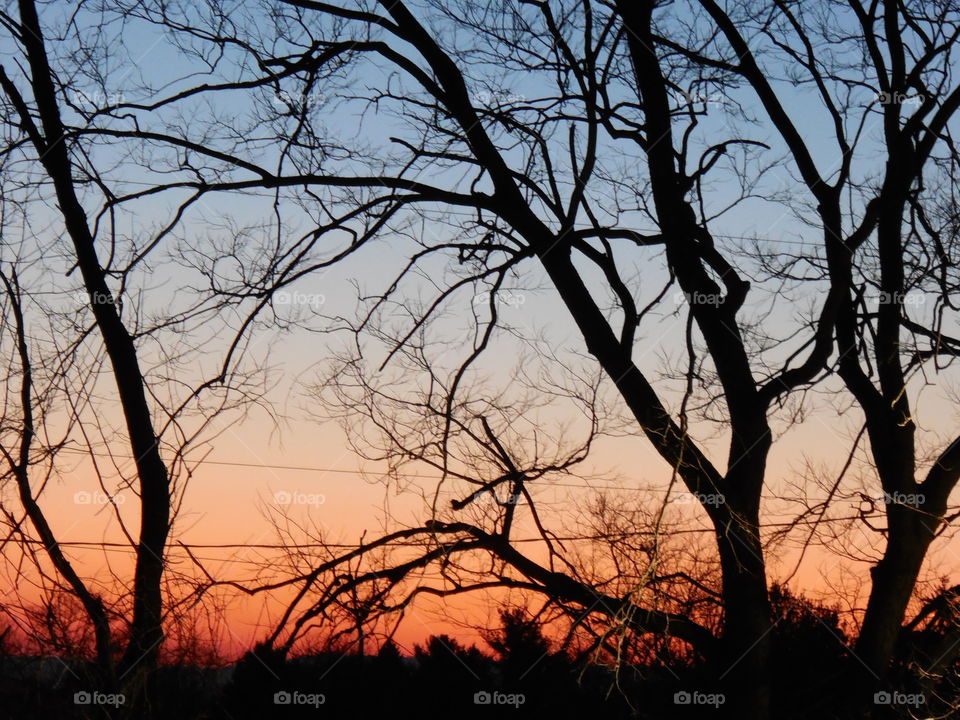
[201,458,639,493]
[56,448,649,493]
[1,513,890,552]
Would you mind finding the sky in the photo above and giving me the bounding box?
[1,0,959,662]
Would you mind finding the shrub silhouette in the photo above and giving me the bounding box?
[10,587,945,718]
[767,584,851,718]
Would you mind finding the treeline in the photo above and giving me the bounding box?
[1,587,955,719]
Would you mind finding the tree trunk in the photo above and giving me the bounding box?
[856,516,934,681]
[717,523,772,720]
[11,0,172,689]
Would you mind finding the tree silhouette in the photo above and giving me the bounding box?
[1,1,960,718]
[484,609,553,680]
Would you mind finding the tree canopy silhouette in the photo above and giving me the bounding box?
[2,1,960,718]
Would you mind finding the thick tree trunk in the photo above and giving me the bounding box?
[714,442,773,720]
[10,0,172,689]
[856,514,935,683]
[717,525,772,720]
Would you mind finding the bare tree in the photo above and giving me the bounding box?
[0,0,276,705]
[3,1,960,718]
[172,2,958,716]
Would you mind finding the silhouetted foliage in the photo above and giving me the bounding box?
[767,584,851,717]
[1,587,953,718]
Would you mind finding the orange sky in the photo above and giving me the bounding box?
[7,398,957,664]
